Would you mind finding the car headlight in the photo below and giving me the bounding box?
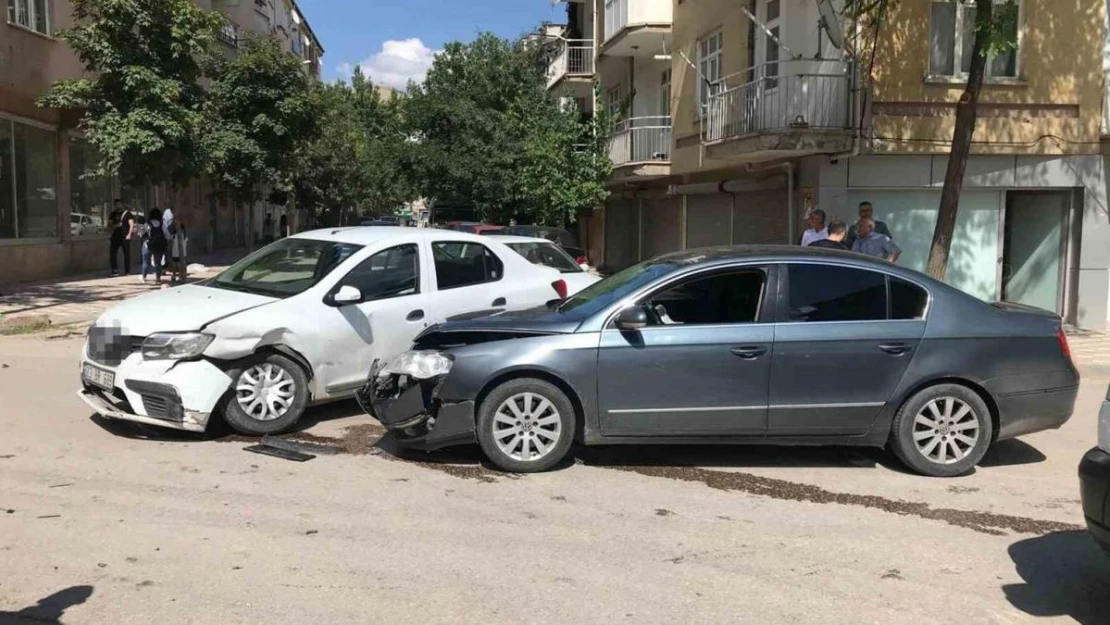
[141,333,215,361]
[378,350,453,380]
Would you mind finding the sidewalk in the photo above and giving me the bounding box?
[0,247,248,327]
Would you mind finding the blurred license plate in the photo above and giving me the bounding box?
[82,363,115,390]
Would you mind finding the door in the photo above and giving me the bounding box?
[318,243,431,395]
[1003,191,1069,315]
[769,263,927,435]
[597,266,776,436]
[426,240,510,322]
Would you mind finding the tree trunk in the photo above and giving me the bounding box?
[925,0,993,280]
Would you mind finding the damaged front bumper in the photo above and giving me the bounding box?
[355,360,476,452]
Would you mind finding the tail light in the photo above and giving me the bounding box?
[552,279,568,299]
[575,255,588,265]
[1057,327,1072,362]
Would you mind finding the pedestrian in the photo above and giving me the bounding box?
[136,213,150,282]
[108,199,135,276]
[143,208,168,284]
[168,216,188,284]
[263,213,274,244]
[279,213,288,238]
[847,201,893,248]
[851,217,901,262]
[799,209,828,246]
[807,220,850,250]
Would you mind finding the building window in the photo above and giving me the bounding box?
[7,0,50,35]
[0,118,58,240]
[607,85,623,127]
[697,30,722,117]
[659,68,671,118]
[929,0,1020,78]
[764,0,781,87]
[69,140,113,238]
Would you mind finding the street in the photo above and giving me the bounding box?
[2,330,1109,624]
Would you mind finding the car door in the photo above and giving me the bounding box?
[768,263,928,435]
[425,240,511,322]
[597,265,776,436]
[317,243,432,396]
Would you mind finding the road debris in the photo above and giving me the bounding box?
[48,482,74,488]
[36,514,61,519]
[244,444,314,462]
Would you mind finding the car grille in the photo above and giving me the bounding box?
[87,326,144,366]
[140,394,170,418]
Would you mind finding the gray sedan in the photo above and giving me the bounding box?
[358,246,1079,477]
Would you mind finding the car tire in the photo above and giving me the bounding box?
[889,383,993,478]
[476,378,575,473]
[222,353,309,436]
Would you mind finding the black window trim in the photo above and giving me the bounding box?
[431,239,505,292]
[775,260,932,324]
[333,242,422,303]
[603,263,778,331]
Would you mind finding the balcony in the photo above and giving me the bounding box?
[602,0,672,57]
[608,116,671,182]
[547,39,595,92]
[705,60,855,162]
[218,22,239,48]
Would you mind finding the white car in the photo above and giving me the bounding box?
[490,235,601,296]
[78,227,568,435]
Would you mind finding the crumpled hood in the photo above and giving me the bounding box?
[93,284,277,336]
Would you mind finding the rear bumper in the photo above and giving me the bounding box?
[1079,447,1110,550]
[995,384,1079,440]
[356,365,476,452]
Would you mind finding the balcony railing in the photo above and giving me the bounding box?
[609,116,672,167]
[1102,69,1110,135]
[547,39,595,88]
[706,60,854,143]
[218,22,239,48]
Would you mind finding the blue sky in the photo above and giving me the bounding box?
[295,0,563,88]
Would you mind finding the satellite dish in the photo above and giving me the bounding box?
[817,0,845,50]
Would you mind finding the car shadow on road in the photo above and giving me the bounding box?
[572,444,887,470]
[979,439,1048,468]
[0,585,93,624]
[1003,530,1110,624]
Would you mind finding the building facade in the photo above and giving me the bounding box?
[0,0,324,283]
[550,0,1110,330]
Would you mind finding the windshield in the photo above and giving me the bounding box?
[556,259,679,317]
[507,242,582,273]
[211,238,363,298]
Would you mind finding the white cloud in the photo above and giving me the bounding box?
[336,38,439,91]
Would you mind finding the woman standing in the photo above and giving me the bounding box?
[144,208,168,284]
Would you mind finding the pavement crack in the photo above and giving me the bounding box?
[608,464,1080,536]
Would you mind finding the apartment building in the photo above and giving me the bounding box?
[0,0,324,283]
[551,0,1110,330]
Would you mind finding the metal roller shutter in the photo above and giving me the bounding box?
[685,194,733,248]
[604,199,639,271]
[641,197,682,261]
[732,189,789,245]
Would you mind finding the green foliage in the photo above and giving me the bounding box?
[38,0,225,190]
[406,33,610,224]
[203,38,317,203]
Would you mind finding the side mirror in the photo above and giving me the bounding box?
[615,306,648,331]
[330,285,363,306]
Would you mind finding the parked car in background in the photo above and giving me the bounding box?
[70,212,101,236]
[452,223,505,235]
[505,225,589,267]
[361,219,403,227]
[1080,383,1110,552]
[361,246,1079,475]
[491,235,600,295]
[79,227,569,437]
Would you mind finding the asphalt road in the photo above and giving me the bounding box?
[1,332,1109,624]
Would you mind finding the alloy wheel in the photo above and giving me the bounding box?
[235,363,297,421]
[912,397,980,465]
[492,392,562,462]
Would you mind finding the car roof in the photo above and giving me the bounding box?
[289,226,498,247]
[487,235,554,244]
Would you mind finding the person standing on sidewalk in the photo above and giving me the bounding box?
[851,217,901,262]
[143,208,169,284]
[108,200,135,276]
[799,209,829,246]
[807,220,850,250]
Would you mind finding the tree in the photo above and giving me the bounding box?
[849,0,1017,280]
[406,32,610,224]
[294,81,365,225]
[349,70,415,217]
[38,0,225,191]
[202,37,317,205]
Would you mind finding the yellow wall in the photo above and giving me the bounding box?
[869,0,1104,155]
[669,0,752,176]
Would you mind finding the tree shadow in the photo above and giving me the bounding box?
[0,585,94,624]
[1003,530,1110,625]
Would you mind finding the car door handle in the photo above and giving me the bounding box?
[492,297,506,307]
[406,309,425,322]
[878,343,911,355]
[730,346,767,359]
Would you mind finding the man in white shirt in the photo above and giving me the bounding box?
[799,209,828,246]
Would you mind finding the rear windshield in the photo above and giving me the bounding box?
[506,242,582,273]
